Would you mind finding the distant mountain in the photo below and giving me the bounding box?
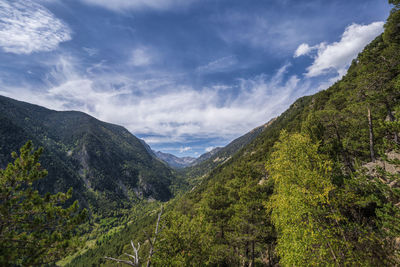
[154,151,196,168]
[67,6,400,266]
[182,119,275,179]
[155,121,271,172]
[189,147,222,166]
[0,95,176,215]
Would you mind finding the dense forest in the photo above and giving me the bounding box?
[1,0,400,266]
[70,1,400,266]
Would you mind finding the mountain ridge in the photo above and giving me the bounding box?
[0,95,177,215]
[154,150,196,168]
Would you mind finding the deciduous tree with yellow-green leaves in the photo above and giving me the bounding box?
[267,131,400,266]
[267,131,343,266]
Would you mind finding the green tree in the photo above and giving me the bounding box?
[228,163,275,266]
[203,182,233,242]
[201,181,237,266]
[267,131,346,266]
[153,211,212,266]
[0,141,86,266]
[390,0,400,5]
[267,131,400,266]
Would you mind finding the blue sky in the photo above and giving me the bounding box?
[0,0,391,157]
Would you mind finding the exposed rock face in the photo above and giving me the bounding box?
[363,151,400,177]
[363,151,400,192]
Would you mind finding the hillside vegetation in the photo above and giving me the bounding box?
[0,96,179,217]
[70,2,400,266]
[1,1,400,266]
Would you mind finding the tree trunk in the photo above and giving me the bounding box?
[146,206,163,267]
[267,244,273,267]
[368,107,376,162]
[334,124,354,172]
[251,240,255,267]
[245,241,249,266]
[385,102,399,144]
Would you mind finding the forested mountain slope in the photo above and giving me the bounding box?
[154,151,196,168]
[0,96,177,216]
[181,120,274,181]
[72,2,400,266]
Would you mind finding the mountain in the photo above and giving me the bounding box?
[0,95,177,215]
[182,118,276,180]
[189,147,222,165]
[69,5,400,265]
[148,10,400,265]
[154,151,196,168]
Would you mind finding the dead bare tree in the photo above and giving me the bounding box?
[146,205,163,267]
[105,240,140,266]
[105,206,163,267]
[368,107,376,162]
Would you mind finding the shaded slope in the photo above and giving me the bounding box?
[0,95,176,214]
[61,5,400,265]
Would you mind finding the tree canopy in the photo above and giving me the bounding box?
[0,141,86,266]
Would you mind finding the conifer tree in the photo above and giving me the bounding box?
[0,141,86,266]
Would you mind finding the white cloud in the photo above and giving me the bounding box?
[205,146,215,152]
[80,0,197,12]
[215,12,311,52]
[296,22,384,78]
[0,57,307,145]
[141,136,185,145]
[130,48,152,67]
[294,43,312,57]
[179,146,191,153]
[0,0,71,54]
[83,47,98,56]
[197,56,238,73]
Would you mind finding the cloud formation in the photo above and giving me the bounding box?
[205,146,215,152]
[130,48,153,66]
[179,146,191,153]
[80,0,197,12]
[0,0,71,54]
[196,56,238,73]
[295,22,384,78]
[294,43,312,58]
[0,56,305,146]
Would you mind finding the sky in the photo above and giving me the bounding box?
[0,0,391,157]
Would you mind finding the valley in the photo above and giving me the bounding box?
[1,0,399,266]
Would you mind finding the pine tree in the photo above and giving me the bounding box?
[228,164,274,266]
[0,141,86,266]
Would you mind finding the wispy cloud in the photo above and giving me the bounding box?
[0,56,306,145]
[179,146,191,153]
[130,48,153,67]
[0,0,71,54]
[214,12,311,53]
[295,22,384,79]
[79,0,198,12]
[83,47,98,56]
[196,55,238,73]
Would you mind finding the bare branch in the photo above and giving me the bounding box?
[104,205,163,267]
[105,240,140,266]
[104,256,137,266]
[147,205,163,267]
